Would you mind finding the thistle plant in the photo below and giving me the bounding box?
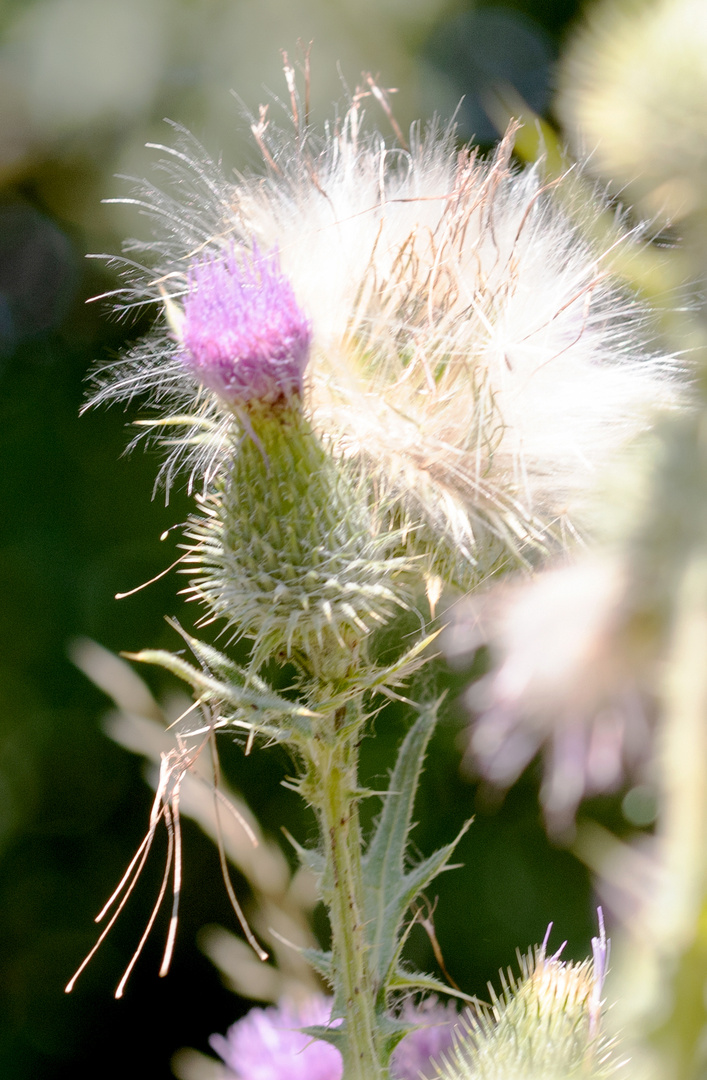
[68,59,678,1080]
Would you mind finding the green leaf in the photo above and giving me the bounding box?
[363,705,438,890]
[375,1012,420,1058]
[123,647,316,738]
[390,826,471,929]
[175,629,253,683]
[299,947,333,981]
[315,631,441,714]
[281,826,325,878]
[357,630,441,692]
[362,705,438,983]
[300,1024,346,1051]
[387,969,478,1005]
[360,704,473,998]
[378,823,472,986]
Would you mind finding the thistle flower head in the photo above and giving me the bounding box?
[209,997,341,1080]
[392,997,460,1079]
[433,914,619,1080]
[89,68,680,587]
[174,243,311,409]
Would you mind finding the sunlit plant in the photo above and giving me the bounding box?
[67,55,677,1079]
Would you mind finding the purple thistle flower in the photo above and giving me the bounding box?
[209,997,342,1080]
[390,997,459,1079]
[178,244,311,408]
[210,996,459,1080]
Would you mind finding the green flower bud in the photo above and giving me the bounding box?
[183,402,407,675]
[434,917,619,1080]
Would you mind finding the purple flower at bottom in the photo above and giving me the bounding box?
[210,996,458,1080]
[178,244,311,408]
[390,997,459,1079]
[209,997,341,1080]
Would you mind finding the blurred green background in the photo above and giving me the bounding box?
[0,1,616,1077]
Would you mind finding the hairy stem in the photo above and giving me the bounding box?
[307,701,383,1080]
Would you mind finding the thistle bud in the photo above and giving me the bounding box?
[434,916,619,1080]
[169,246,405,673]
[173,243,311,409]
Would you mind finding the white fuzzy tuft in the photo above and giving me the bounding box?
[89,74,682,575]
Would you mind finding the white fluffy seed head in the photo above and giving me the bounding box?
[89,74,681,585]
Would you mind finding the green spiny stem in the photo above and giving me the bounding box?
[198,400,400,1072]
[307,701,384,1080]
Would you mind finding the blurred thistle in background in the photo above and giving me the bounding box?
[556,0,707,230]
[448,2,707,1079]
[207,995,459,1080]
[445,555,653,837]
